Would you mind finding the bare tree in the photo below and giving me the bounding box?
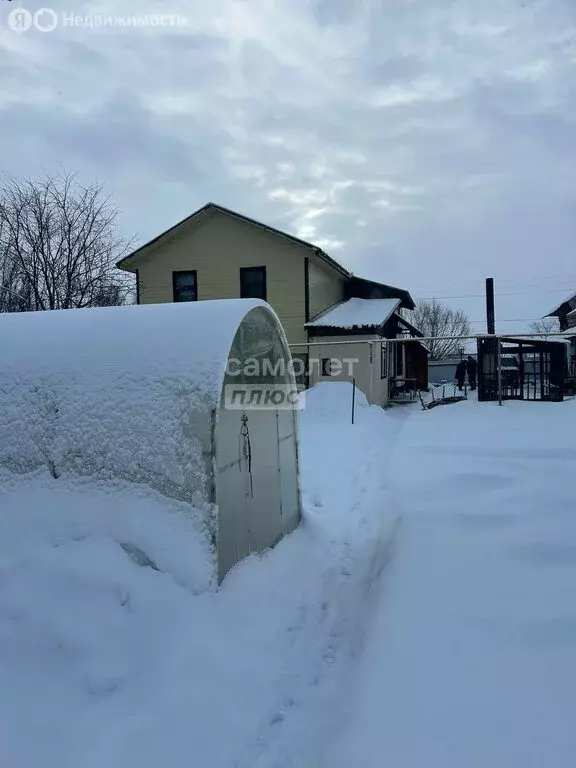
[0,172,133,313]
[413,299,472,360]
[529,317,559,336]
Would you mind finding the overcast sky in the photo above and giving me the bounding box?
[1,0,575,331]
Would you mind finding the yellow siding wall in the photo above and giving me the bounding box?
[136,211,310,345]
[308,334,389,406]
[308,259,346,320]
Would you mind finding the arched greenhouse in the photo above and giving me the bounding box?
[0,299,302,582]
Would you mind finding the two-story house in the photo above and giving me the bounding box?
[117,202,427,405]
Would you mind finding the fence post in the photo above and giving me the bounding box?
[351,377,356,424]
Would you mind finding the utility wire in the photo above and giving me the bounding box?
[405,275,576,290]
[416,289,573,299]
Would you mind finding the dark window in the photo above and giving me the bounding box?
[321,357,335,377]
[292,353,309,390]
[173,271,197,302]
[381,342,388,379]
[240,266,267,300]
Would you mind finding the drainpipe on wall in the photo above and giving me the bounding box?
[368,341,374,404]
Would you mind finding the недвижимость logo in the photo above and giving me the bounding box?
[7,6,59,33]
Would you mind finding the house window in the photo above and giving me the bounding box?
[173,271,197,302]
[381,342,388,379]
[395,341,404,378]
[291,353,309,390]
[240,266,267,301]
[321,357,335,377]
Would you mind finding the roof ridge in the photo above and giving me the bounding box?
[117,201,350,277]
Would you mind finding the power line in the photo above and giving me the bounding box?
[468,318,537,323]
[416,289,572,299]
[406,274,576,289]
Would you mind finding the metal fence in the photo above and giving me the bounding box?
[290,331,575,414]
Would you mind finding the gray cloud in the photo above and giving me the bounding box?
[1,0,576,328]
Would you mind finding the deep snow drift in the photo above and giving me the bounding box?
[2,383,575,768]
[0,383,401,768]
[327,396,576,768]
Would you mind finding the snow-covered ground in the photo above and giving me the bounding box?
[0,383,402,768]
[2,383,575,767]
[327,396,576,768]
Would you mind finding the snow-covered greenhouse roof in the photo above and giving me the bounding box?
[0,298,272,405]
[305,298,400,329]
[0,298,293,507]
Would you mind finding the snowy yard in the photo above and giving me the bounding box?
[1,383,575,767]
[328,395,576,768]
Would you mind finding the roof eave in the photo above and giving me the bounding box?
[396,312,424,337]
[348,275,416,310]
[545,294,576,318]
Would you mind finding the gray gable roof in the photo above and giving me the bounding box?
[116,201,348,276]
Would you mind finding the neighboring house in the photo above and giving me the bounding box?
[428,356,476,386]
[116,202,426,405]
[545,292,576,376]
[546,291,576,331]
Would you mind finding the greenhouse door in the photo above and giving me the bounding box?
[215,403,301,581]
[245,407,300,552]
[215,407,252,580]
[276,408,300,535]
[245,408,283,554]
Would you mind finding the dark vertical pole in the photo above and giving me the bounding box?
[486,278,496,401]
[304,257,310,323]
[497,338,503,406]
[351,377,356,424]
[486,278,495,335]
[303,258,311,390]
[519,341,525,400]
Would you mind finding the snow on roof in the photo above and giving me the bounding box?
[0,300,275,500]
[501,335,570,345]
[305,298,400,329]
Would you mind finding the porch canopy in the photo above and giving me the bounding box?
[305,298,400,331]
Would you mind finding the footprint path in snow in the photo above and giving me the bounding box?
[235,411,409,768]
